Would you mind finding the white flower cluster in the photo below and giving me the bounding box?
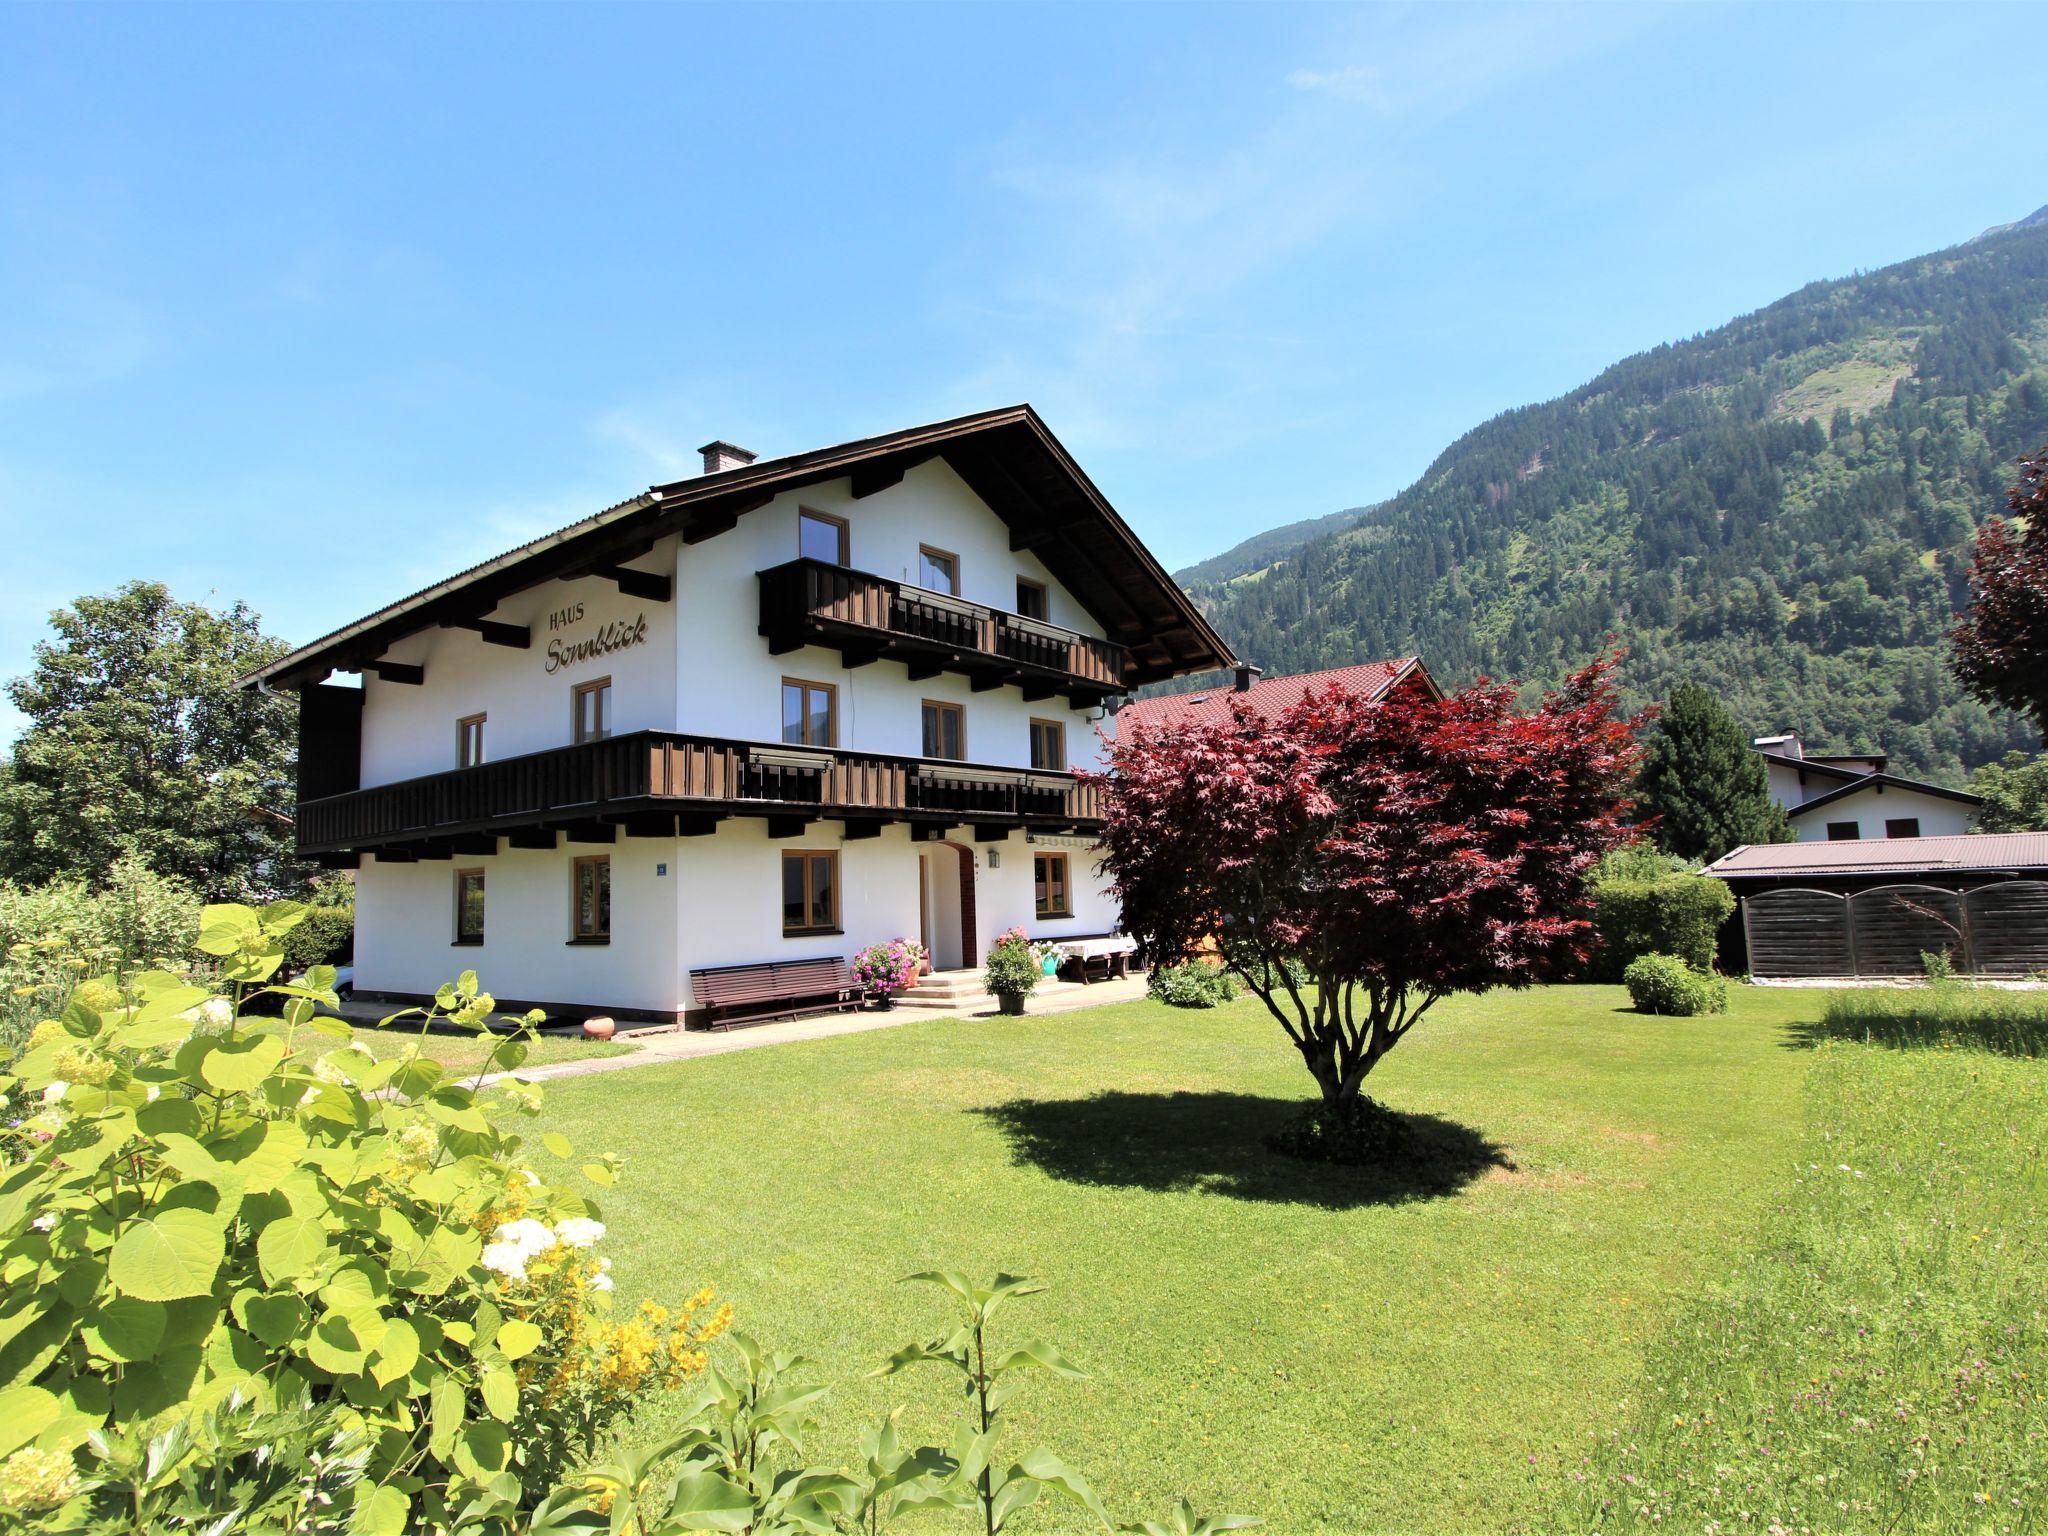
[478,1215,608,1285]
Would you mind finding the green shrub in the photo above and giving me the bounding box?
[1588,846,1733,979]
[279,905,354,972]
[983,928,1042,999]
[1148,961,1240,1009]
[0,900,727,1533]
[1624,952,1730,1016]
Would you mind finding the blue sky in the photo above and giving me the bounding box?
[1,1,2039,740]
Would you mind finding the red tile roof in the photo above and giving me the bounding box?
[1703,833,2048,880]
[1116,657,1435,734]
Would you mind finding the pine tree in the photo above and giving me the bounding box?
[1634,682,1793,862]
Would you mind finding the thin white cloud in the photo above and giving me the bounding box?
[1285,64,1390,108]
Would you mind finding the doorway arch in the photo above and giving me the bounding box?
[917,840,977,971]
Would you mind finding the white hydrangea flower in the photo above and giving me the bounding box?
[553,1217,605,1249]
[198,998,233,1030]
[31,1213,56,1232]
[42,1082,67,1104]
[480,1241,529,1283]
[493,1217,557,1257]
[521,1169,541,1187]
[588,1271,614,1293]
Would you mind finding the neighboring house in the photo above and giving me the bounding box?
[1116,656,1442,735]
[1704,833,2048,979]
[1750,731,1981,842]
[239,406,1234,1023]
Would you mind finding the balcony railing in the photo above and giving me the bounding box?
[296,730,1102,855]
[758,558,1130,699]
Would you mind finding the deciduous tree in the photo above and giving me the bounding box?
[0,581,304,897]
[1953,447,2048,744]
[1969,750,2048,833]
[1098,658,1640,1129]
[1634,682,1791,862]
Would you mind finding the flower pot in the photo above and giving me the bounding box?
[582,1015,616,1041]
[996,990,1027,1016]
[875,994,897,1012]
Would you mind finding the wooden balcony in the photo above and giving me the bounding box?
[758,558,1131,704]
[296,731,1103,858]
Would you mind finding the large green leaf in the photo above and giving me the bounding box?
[352,1482,410,1536]
[108,1207,226,1301]
[659,1470,758,1532]
[496,1318,542,1361]
[199,1034,287,1093]
[992,1339,1088,1378]
[80,1297,166,1362]
[257,1211,332,1286]
[196,904,261,956]
[481,1360,518,1420]
[0,1386,58,1458]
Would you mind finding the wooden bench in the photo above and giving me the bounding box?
[688,957,864,1031]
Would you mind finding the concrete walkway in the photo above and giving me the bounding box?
[477,971,1153,1087]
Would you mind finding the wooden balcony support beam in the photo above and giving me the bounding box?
[765,815,808,839]
[449,835,499,856]
[677,813,726,837]
[367,661,424,685]
[621,811,678,837]
[840,819,885,840]
[974,824,1009,843]
[508,828,558,850]
[563,821,616,845]
[443,618,530,649]
[595,565,671,602]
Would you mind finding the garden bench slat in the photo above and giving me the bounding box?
[688,956,863,1031]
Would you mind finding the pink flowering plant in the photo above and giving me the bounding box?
[853,939,923,1000]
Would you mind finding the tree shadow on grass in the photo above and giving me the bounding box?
[972,1091,1512,1210]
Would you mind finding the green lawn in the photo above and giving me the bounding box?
[530,986,1825,1532]
[338,1021,635,1073]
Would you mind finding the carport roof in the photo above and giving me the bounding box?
[1703,833,2048,881]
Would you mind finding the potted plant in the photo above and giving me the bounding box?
[983,927,1041,1016]
[853,939,922,1010]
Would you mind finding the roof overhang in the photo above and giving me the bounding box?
[241,404,1234,690]
[1783,773,1985,818]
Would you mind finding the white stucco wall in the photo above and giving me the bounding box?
[359,552,680,788]
[1789,784,1977,842]
[353,839,683,1014]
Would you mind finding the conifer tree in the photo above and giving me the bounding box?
[1634,682,1792,862]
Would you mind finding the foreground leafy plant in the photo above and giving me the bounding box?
[0,902,723,1533]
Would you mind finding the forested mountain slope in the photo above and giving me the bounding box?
[1174,211,2048,781]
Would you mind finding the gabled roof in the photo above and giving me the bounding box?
[1704,832,2048,880]
[1754,751,1867,785]
[1116,657,1439,734]
[241,404,1234,690]
[1783,772,1984,818]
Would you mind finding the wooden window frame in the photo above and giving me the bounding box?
[1029,717,1066,772]
[453,868,486,946]
[570,854,611,944]
[1034,851,1073,919]
[780,676,838,747]
[456,713,487,768]
[572,676,612,745]
[917,544,961,595]
[798,507,850,566]
[1014,576,1048,620]
[922,698,965,761]
[781,849,841,936]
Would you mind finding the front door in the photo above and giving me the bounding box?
[918,843,974,970]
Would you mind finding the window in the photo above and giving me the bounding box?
[1885,817,1922,839]
[781,850,839,934]
[922,699,964,760]
[799,508,848,565]
[1015,578,1048,620]
[1034,852,1071,918]
[457,713,487,768]
[571,855,610,942]
[781,678,837,747]
[454,869,485,945]
[1029,717,1065,771]
[572,676,612,744]
[918,545,959,594]
[1825,821,1860,841]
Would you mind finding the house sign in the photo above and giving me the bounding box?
[543,613,649,674]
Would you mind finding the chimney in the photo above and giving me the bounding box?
[1752,731,1802,760]
[698,440,757,476]
[1232,663,1264,693]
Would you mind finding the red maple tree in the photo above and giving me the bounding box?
[1098,657,1642,1120]
[1952,447,2048,745]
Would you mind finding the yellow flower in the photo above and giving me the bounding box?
[28,1020,66,1048]
[53,1046,114,1086]
[0,1447,80,1512]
